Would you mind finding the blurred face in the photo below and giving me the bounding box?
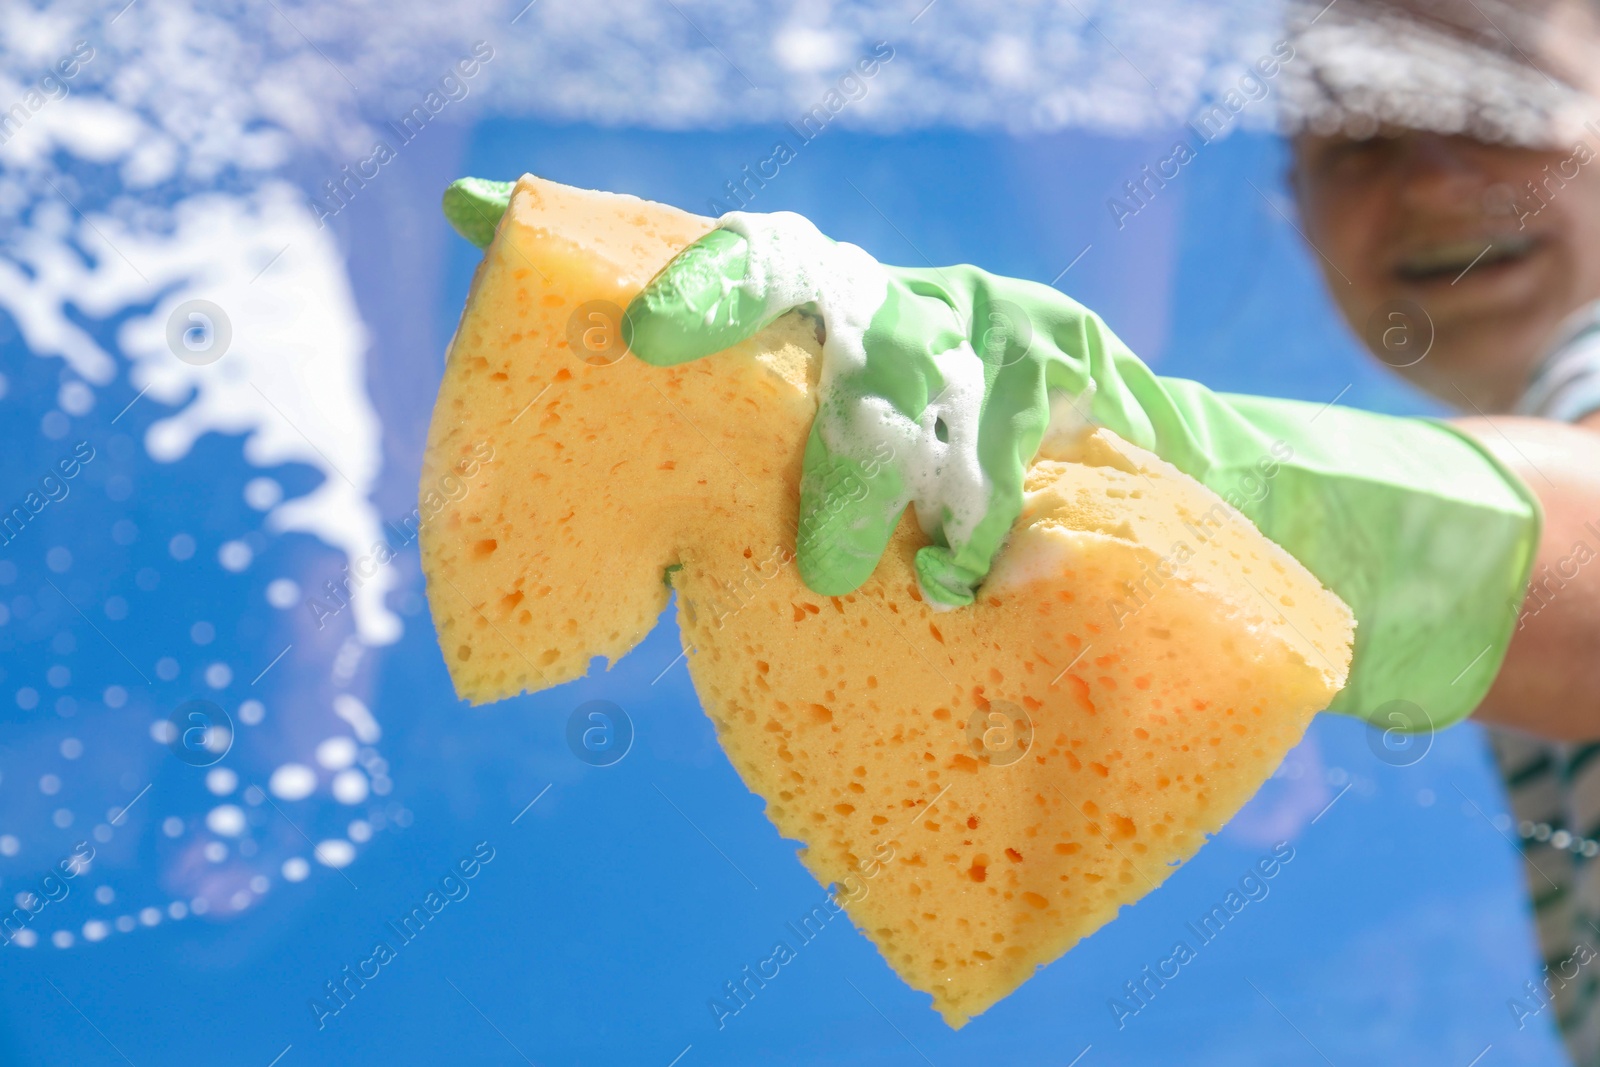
[1294,129,1600,411]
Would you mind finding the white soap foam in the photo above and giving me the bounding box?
[719,210,993,575]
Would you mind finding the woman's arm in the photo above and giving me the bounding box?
[1455,414,1600,741]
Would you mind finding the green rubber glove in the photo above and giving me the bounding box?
[443,177,515,249]
[445,181,1542,729]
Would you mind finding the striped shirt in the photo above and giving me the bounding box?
[1492,299,1600,1064]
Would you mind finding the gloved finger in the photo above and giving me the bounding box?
[794,428,908,597]
[914,546,987,608]
[624,228,778,367]
[443,177,516,249]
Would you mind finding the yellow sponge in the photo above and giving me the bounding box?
[420,175,1353,1027]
